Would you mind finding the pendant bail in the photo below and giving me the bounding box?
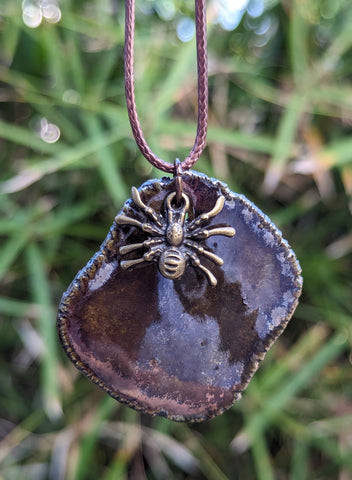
[174,158,183,205]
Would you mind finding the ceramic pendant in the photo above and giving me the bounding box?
[57,172,302,422]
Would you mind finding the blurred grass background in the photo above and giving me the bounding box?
[1,0,352,479]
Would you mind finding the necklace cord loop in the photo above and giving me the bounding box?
[124,0,208,174]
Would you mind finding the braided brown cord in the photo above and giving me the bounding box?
[124,0,208,174]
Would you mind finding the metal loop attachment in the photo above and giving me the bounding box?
[174,158,184,206]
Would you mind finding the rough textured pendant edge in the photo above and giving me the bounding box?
[57,171,302,423]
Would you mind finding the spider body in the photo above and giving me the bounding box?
[115,187,235,286]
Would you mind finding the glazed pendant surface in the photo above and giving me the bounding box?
[57,172,302,422]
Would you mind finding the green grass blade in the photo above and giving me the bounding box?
[160,120,274,154]
[25,242,61,419]
[289,0,309,86]
[0,233,28,282]
[0,125,129,194]
[0,297,39,318]
[0,119,63,155]
[250,428,275,480]
[263,93,306,193]
[242,332,347,441]
[321,137,352,168]
[175,425,230,480]
[278,414,352,472]
[83,115,129,205]
[74,397,118,480]
[254,325,329,395]
[290,439,309,480]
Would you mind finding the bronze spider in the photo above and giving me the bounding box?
[115,187,235,286]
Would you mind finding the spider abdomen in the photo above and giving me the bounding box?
[159,247,186,280]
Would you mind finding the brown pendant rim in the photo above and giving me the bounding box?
[57,171,303,423]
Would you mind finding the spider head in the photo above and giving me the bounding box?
[165,192,190,246]
[166,222,183,246]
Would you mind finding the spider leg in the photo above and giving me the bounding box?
[188,195,226,231]
[120,244,163,270]
[188,252,218,287]
[184,240,223,265]
[143,245,163,262]
[119,238,163,255]
[188,226,236,240]
[120,257,146,270]
[115,214,164,236]
[131,187,164,228]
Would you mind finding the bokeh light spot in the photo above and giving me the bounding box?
[22,2,43,28]
[217,0,250,31]
[22,0,62,27]
[155,0,176,21]
[177,17,195,43]
[247,0,265,18]
[39,118,61,144]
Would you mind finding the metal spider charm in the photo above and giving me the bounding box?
[115,188,236,286]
